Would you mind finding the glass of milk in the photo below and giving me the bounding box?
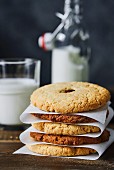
[0,58,40,126]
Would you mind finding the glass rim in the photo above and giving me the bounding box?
[0,58,40,65]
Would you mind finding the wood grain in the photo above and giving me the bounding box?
[0,125,114,170]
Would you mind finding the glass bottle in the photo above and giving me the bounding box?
[38,0,91,83]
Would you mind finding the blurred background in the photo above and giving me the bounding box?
[0,0,114,88]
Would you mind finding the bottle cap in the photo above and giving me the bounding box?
[38,33,53,50]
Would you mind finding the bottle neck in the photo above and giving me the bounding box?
[64,0,83,23]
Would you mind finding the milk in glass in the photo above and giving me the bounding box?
[0,78,37,125]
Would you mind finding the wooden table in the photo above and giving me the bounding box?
[0,125,114,170]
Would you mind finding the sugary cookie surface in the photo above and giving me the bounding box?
[31,82,110,113]
[32,122,100,135]
[27,144,96,156]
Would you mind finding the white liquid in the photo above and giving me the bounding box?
[0,78,38,125]
[52,46,89,83]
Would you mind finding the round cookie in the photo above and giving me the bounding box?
[31,82,110,114]
[32,113,97,123]
[32,110,109,123]
[27,144,96,156]
[30,129,110,146]
[32,122,100,135]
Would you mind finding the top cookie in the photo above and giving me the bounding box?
[31,82,110,114]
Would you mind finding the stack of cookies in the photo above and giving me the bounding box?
[24,82,113,157]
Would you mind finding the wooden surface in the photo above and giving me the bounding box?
[0,125,114,170]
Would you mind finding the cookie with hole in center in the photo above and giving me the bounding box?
[31,82,110,114]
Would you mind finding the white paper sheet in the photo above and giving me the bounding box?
[20,102,110,124]
[14,128,114,160]
[20,107,114,138]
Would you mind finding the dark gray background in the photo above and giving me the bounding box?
[0,0,114,88]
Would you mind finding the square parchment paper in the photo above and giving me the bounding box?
[20,103,110,124]
[21,106,114,138]
[14,128,114,160]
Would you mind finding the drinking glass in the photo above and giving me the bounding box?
[0,58,40,129]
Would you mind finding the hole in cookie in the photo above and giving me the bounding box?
[60,89,75,93]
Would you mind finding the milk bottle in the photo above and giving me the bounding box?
[38,0,91,83]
